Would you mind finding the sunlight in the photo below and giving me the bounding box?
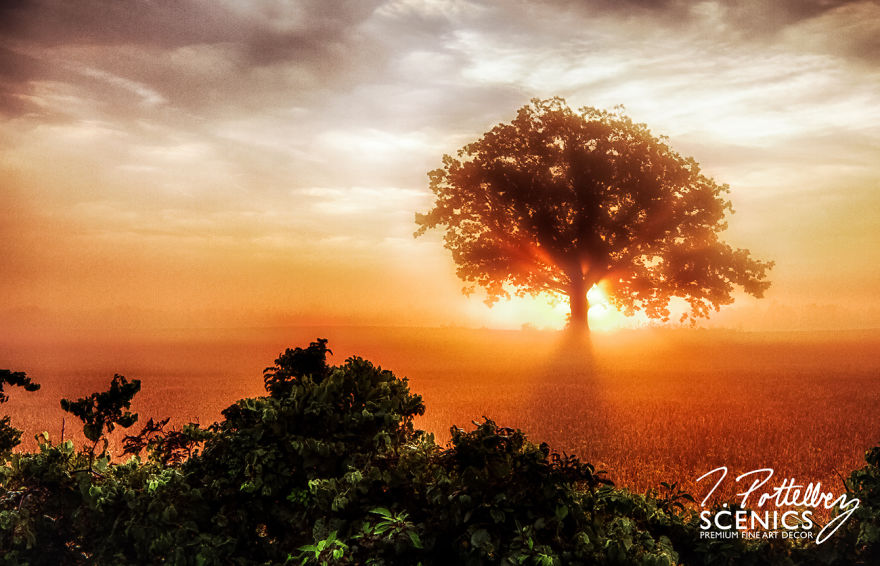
[586,283,627,332]
[465,282,639,331]
[586,283,607,305]
[467,295,568,330]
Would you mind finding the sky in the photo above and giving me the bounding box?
[1,0,879,335]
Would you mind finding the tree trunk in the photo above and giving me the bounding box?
[568,278,590,333]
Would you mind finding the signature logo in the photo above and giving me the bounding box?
[696,467,859,544]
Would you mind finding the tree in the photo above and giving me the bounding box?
[415,97,773,332]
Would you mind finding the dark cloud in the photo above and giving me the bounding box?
[0,0,385,117]
[781,0,880,64]
[542,0,879,41]
[0,46,44,115]
[2,0,878,123]
[546,0,688,16]
[722,0,878,35]
[1,0,379,52]
[763,0,872,23]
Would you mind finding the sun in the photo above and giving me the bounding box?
[585,283,628,332]
[464,281,637,331]
[586,283,607,306]
[545,283,627,331]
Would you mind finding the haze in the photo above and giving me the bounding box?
[2,0,880,337]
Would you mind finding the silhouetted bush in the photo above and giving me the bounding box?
[0,370,39,454]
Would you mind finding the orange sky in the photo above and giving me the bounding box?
[2,0,880,335]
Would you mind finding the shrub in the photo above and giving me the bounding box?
[1,341,880,565]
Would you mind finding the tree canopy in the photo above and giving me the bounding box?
[415,97,773,331]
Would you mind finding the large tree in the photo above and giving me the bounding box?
[415,98,773,332]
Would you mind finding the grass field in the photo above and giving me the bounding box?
[2,325,879,508]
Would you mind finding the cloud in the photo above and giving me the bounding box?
[782,1,880,63]
[1,0,879,331]
[1,0,386,121]
[1,0,379,52]
[0,45,47,115]
[547,0,878,37]
[720,0,878,36]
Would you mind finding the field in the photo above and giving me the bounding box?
[2,325,879,507]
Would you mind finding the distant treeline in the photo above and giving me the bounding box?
[0,341,878,565]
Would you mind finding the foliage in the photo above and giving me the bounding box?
[0,371,40,406]
[182,343,426,562]
[264,338,333,397]
[60,374,141,446]
[811,445,880,565]
[296,530,349,565]
[122,418,213,466]
[848,446,880,559]
[415,97,773,330]
[0,370,40,454]
[1,341,879,565]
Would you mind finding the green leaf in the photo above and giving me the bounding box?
[555,504,569,521]
[470,528,491,549]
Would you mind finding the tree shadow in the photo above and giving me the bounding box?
[553,327,597,374]
[517,330,614,466]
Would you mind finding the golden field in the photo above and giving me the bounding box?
[2,326,878,507]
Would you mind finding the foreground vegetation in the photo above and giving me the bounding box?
[0,341,878,565]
